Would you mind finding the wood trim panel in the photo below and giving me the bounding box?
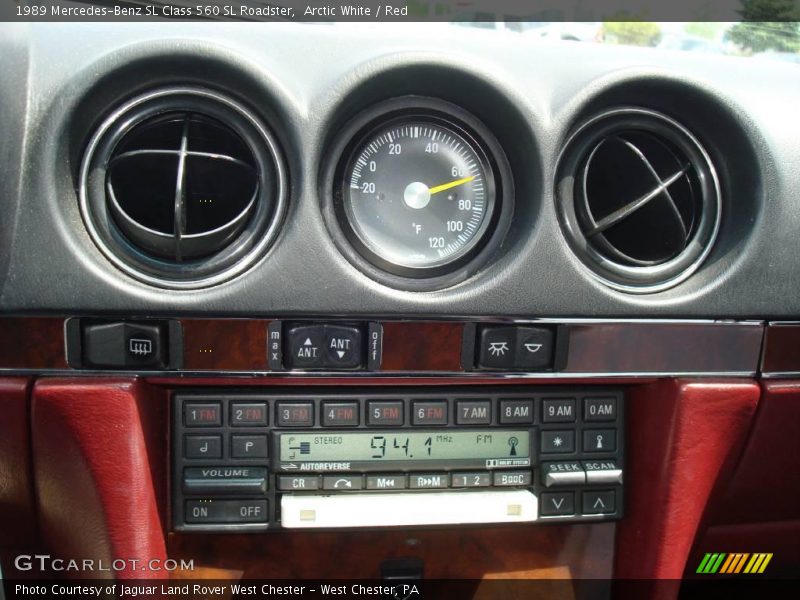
[0,317,66,369]
[182,319,269,371]
[0,317,763,376]
[761,324,800,374]
[168,523,615,580]
[381,321,464,371]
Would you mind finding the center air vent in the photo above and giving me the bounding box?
[80,88,287,289]
[555,108,720,292]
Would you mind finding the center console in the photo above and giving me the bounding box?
[171,388,624,532]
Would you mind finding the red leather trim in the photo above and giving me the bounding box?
[31,378,167,579]
[0,378,37,554]
[708,381,800,525]
[615,380,759,585]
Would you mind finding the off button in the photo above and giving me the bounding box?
[185,499,267,524]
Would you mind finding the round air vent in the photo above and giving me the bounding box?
[555,108,721,293]
[80,88,287,288]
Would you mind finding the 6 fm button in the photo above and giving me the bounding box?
[412,401,447,425]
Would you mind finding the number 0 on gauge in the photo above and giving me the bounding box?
[335,105,502,278]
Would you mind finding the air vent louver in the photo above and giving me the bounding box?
[80,88,287,288]
[556,108,720,292]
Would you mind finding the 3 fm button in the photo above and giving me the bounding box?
[276,402,314,427]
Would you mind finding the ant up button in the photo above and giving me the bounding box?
[285,324,325,369]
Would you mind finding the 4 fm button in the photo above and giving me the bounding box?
[324,326,362,369]
[322,402,359,427]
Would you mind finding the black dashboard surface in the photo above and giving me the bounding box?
[0,22,798,318]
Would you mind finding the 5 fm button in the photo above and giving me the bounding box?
[367,401,404,426]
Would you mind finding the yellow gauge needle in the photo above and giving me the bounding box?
[428,175,476,195]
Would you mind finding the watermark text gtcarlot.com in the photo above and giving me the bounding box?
[13,554,194,572]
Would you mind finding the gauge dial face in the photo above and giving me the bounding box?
[341,117,496,274]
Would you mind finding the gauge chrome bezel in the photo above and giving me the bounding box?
[322,96,514,291]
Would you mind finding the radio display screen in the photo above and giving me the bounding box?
[278,430,530,463]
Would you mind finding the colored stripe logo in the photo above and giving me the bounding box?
[696,553,773,574]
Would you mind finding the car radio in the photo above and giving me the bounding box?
[172,388,624,532]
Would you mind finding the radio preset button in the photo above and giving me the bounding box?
[412,401,448,426]
[542,461,586,487]
[541,430,575,454]
[541,492,575,516]
[185,435,222,459]
[367,401,404,426]
[584,397,617,421]
[231,403,268,426]
[185,499,267,524]
[322,401,359,427]
[456,400,491,425]
[322,475,363,491]
[184,402,222,427]
[232,435,268,459]
[583,429,617,453]
[492,471,532,486]
[278,475,320,491]
[451,472,491,488]
[409,474,449,489]
[542,398,576,423]
[366,474,407,490]
[276,402,314,427]
[499,399,534,424]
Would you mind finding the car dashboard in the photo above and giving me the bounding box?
[0,20,799,598]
